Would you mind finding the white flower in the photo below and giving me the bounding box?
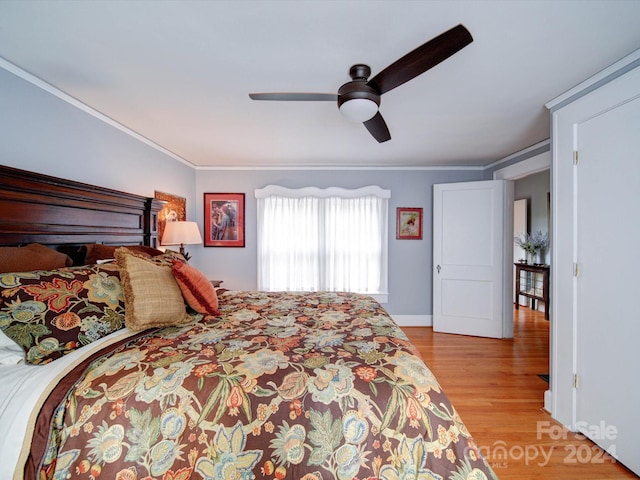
[515,230,548,254]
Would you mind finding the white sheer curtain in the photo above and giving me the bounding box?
[256,185,390,301]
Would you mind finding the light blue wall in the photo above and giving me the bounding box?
[515,170,550,233]
[514,170,551,263]
[0,64,490,318]
[0,67,196,210]
[192,168,485,316]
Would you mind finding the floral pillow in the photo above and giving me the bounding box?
[0,263,125,365]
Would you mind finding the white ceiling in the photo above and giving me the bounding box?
[1,1,639,169]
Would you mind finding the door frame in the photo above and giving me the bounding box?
[547,57,640,435]
[492,142,551,182]
[513,198,528,306]
[493,145,552,406]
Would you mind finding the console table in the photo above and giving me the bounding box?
[514,263,550,320]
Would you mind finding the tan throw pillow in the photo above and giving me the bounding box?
[0,243,73,274]
[114,248,191,332]
[172,260,219,315]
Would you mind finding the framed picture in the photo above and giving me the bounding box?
[396,207,423,240]
[155,191,186,245]
[204,193,245,247]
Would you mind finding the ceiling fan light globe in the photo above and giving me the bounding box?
[339,98,378,123]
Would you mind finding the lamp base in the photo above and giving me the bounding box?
[179,244,191,261]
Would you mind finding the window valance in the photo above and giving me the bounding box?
[255,185,391,199]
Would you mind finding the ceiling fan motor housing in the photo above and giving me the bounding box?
[337,64,381,109]
[337,82,380,122]
[337,81,380,107]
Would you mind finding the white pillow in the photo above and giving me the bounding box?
[0,330,24,365]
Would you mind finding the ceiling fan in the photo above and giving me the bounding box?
[249,24,473,143]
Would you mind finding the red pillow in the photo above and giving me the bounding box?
[171,260,219,315]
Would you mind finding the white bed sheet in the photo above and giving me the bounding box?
[0,329,137,480]
[0,329,25,365]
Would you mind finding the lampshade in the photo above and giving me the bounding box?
[161,221,203,246]
[339,98,379,123]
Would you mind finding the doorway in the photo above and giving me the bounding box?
[493,146,551,309]
[513,171,551,313]
[493,145,551,403]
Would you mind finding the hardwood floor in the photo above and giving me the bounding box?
[402,307,638,479]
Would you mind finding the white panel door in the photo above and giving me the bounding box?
[575,95,640,475]
[433,180,512,338]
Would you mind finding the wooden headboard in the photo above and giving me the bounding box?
[0,164,163,264]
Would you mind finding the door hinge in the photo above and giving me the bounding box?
[573,263,579,277]
[573,150,579,165]
[573,374,579,388]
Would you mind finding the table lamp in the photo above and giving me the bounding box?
[161,221,202,261]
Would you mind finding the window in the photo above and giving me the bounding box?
[255,185,390,302]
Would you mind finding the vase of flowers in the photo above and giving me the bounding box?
[515,230,549,264]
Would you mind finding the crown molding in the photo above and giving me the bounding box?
[0,56,195,168]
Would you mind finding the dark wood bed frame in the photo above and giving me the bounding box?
[0,164,164,264]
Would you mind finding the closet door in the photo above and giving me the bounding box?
[553,62,640,475]
[574,92,640,475]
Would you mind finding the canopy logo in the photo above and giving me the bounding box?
[476,421,618,469]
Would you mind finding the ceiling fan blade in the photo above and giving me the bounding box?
[249,93,337,101]
[368,24,473,95]
[364,112,391,143]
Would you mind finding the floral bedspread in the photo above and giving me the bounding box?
[36,291,496,480]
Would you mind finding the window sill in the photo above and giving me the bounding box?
[368,293,388,304]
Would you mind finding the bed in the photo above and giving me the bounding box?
[0,165,497,480]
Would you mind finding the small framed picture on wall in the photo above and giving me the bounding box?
[204,193,245,247]
[396,207,423,240]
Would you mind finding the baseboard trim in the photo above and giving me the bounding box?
[544,389,552,414]
[391,314,432,327]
